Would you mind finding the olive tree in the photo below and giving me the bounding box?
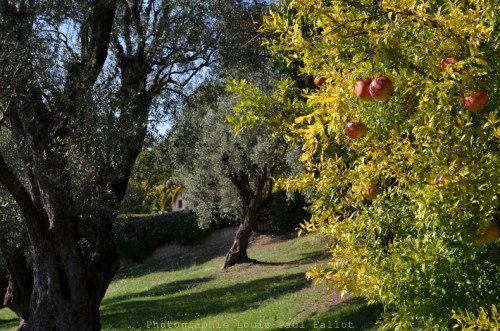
[170,82,292,268]
[0,0,229,329]
[167,0,312,269]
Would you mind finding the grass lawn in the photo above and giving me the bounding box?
[0,233,382,330]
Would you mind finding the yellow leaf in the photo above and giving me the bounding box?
[475,58,489,67]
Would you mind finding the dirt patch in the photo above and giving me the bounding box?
[317,286,356,308]
[248,232,300,249]
[294,283,356,320]
[131,230,301,270]
[142,227,237,265]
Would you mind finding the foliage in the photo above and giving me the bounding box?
[259,190,311,233]
[113,211,208,261]
[0,0,233,324]
[226,78,310,138]
[115,214,155,224]
[210,0,272,81]
[122,1,273,215]
[121,142,176,214]
[226,0,500,329]
[170,82,286,225]
[208,212,240,230]
[452,305,500,331]
[168,0,302,232]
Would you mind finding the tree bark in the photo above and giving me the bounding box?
[1,248,32,327]
[0,263,6,310]
[0,2,123,329]
[222,161,268,269]
[16,235,119,331]
[0,0,218,328]
[223,217,254,269]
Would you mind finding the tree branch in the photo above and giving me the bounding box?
[87,0,118,80]
[0,153,42,233]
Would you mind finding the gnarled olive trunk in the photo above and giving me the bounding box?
[0,1,121,327]
[223,216,254,268]
[1,247,32,326]
[18,230,119,331]
[0,261,7,310]
[1,0,218,327]
[222,161,269,269]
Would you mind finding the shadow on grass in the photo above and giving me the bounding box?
[113,258,202,281]
[0,319,16,326]
[0,312,18,329]
[115,230,239,280]
[101,272,309,329]
[267,298,383,331]
[255,250,328,266]
[115,247,326,281]
[104,277,214,304]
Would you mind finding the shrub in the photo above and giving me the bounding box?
[208,212,240,230]
[452,305,500,331]
[259,191,310,233]
[115,214,154,224]
[229,0,499,329]
[113,211,208,261]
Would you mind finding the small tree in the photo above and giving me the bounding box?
[170,82,295,268]
[168,0,309,268]
[243,0,500,329]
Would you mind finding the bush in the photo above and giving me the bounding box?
[115,214,154,224]
[113,211,208,261]
[230,0,499,329]
[452,305,500,331]
[208,212,240,230]
[259,191,311,233]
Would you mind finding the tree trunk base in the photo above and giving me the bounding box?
[1,248,32,328]
[222,253,257,269]
[222,251,257,269]
[222,228,258,269]
[0,266,7,310]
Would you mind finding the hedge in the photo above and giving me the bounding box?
[113,210,208,261]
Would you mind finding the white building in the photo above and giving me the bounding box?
[171,190,188,211]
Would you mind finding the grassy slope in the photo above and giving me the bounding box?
[0,233,382,330]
